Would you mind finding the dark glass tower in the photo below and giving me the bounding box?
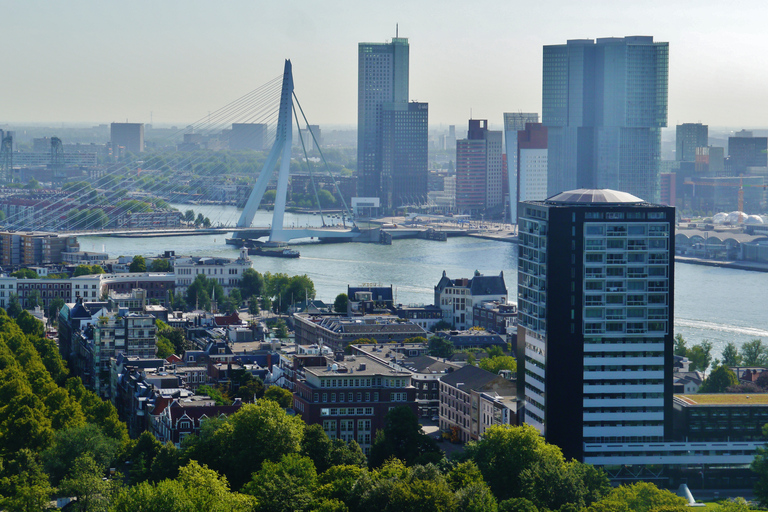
[381,102,428,209]
[357,37,410,204]
[517,189,675,461]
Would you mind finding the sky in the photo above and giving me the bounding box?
[3,0,768,129]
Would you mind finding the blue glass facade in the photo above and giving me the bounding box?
[542,37,668,202]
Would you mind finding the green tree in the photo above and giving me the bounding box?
[15,310,45,338]
[264,272,315,313]
[184,210,195,223]
[447,460,486,491]
[47,297,65,322]
[25,289,41,309]
[6,293,21,318]
[248,296,260,316]
[42,423,122,485]
[673,333,687,357]
[129,431,163,484]
[183,400,304,491]
[240,268,265,299]
[499,497,539,512]
[466,424,567,502]
[741,339,767,366]
[428,335,454,358]
[243,453,317,512]
[156,337,174,359]
[234,374,265,403]
[264,386,293,408]
[0,449,54,512]
[129,255,147,273]
[721,341,743,367]
[159,326,187,355]
[111,460,256,512]
[699,365,739,393]
[274,318,289,339]
[186,274,224,312]
[150,259,171,272]
[431,320,452,332]
[585,482,685,512]
[73,265,105,277]
[687,341,713,373]
[352,458,457,512]
[479,355,517,374]
[334,293,349,314]
[198,385,228,406]
[11,268,38,279]
[368,406,441,468]
[457,482,499,512]
[229,288,242,307]
[58,454,119,512]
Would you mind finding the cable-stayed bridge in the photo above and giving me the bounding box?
[1,60,376,243]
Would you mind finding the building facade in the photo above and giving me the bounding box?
[380,101,428,210]
[503,112,539,223]
[728,133,768,175]
[518,123,548,202]
[543,37,668,202]
[434,270,508,330]
[230,123,267,151]
[517,189,675,461]
[676,123,708,162]
[357,36,409,203]
[110,123,144,154]
[291,353,416,454]
[439,364,516,443]
[455,120,503,213]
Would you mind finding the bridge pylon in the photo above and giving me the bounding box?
[236,59,294,242]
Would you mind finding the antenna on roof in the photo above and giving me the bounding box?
[396,23,399,38]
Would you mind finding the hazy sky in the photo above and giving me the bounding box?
[3,0,768,128]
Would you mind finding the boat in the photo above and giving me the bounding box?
[247,247,300,258]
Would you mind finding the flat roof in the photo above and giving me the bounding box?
[676,394,768,405]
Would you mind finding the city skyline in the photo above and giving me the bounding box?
[3,1,768,127]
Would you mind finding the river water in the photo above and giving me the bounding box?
[79,205,768,360]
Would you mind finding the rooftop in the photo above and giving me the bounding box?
[675,394,768,406]
[546,188,645,204]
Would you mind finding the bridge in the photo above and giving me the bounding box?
[0,60,372,244]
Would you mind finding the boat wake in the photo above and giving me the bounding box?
[675,318,768,339]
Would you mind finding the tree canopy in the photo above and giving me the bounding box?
[129,255,147,273]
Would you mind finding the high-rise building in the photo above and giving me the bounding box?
[728,133,767,175]
[455,120,502,213]
[380,102,428,209]
[110,123,144,154]
[357,36,409,202]
[517,123,548,202]
[298,124,322,149]
[517,189,674,461]
[504,113,539,223]
[230,123,267,151]
[676,123,708,162]
[542,37,668,202]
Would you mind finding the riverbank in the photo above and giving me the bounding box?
[675,255,768,273]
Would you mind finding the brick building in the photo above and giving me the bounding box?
[291,353,416,454]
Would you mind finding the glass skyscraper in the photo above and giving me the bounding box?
[542,37,668,202]
[357,37,410,204]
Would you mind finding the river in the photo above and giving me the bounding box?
[79,205,768,360]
